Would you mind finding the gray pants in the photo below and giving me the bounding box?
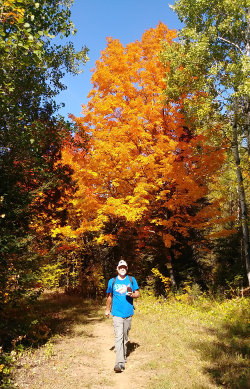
[113,316,132,364]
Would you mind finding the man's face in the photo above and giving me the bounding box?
[117,265,127,277]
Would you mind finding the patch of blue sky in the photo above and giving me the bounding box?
[53,0,182,120]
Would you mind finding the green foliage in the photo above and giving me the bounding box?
[0,295,52,386]
[0,0,88,348]
[162,0,250,286]
[0,351,16,389]
[163,0,249,132]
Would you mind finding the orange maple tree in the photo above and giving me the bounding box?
[54,23,225,267]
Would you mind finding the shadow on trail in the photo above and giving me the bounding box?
[0,289,105,351]
[127,341,140,356]
[109,342,140,357]
[36,290,105,340]
[191,320,249,389]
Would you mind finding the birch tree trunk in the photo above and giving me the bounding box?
[232,108,250,285]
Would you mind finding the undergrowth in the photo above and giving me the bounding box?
[135,290,250,389]
[0,290,102,388]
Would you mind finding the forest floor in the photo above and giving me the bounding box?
[12,291,249,389]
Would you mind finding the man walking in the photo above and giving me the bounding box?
[105,259,140,372]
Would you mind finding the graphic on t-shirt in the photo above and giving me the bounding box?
[114,283,130,295]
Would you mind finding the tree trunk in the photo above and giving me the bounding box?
[165,249,176,287]
[78,255,84,296]
[232,111,250,286]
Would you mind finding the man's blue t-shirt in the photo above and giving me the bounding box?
[106,275,139,318]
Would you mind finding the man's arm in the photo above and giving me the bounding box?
[105,293,112,317]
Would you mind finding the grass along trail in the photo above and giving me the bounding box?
[12,291,249,388]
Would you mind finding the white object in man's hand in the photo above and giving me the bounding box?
[105,309,110,318]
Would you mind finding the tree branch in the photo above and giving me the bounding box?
[217,36,243,54]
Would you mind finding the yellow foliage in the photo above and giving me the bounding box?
[95,234,117,246]
[152,268,171,293]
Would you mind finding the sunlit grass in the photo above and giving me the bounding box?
[132,291,250,389]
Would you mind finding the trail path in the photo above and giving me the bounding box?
[93,318,147,389]
[14,307,149,389]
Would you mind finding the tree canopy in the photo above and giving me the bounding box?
[0,0,88,311]
[161,0,250,285]
[52,23,226,290]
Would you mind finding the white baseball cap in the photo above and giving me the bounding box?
[117,259,128,268]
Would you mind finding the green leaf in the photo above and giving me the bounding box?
[33,50,41,57]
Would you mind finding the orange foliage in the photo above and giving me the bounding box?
[56,23,225,248]
[0,0,24,24]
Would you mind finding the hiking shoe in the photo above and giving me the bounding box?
[114,364,122,372]
[114,363,125,373]
[120,363,125,371]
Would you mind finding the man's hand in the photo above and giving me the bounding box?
[105,294,112,317]
[131,290,140,298]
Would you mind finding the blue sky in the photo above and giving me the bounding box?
[56,0,182,119]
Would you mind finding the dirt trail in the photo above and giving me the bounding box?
[14,310,149,389]
[93,318,145,389]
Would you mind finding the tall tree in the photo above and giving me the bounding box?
[54,24,225,288]
[0,0,88,308]
[161,0,250,285]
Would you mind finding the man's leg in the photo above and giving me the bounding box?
[123,316,132,361]
[113,316,125,365]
